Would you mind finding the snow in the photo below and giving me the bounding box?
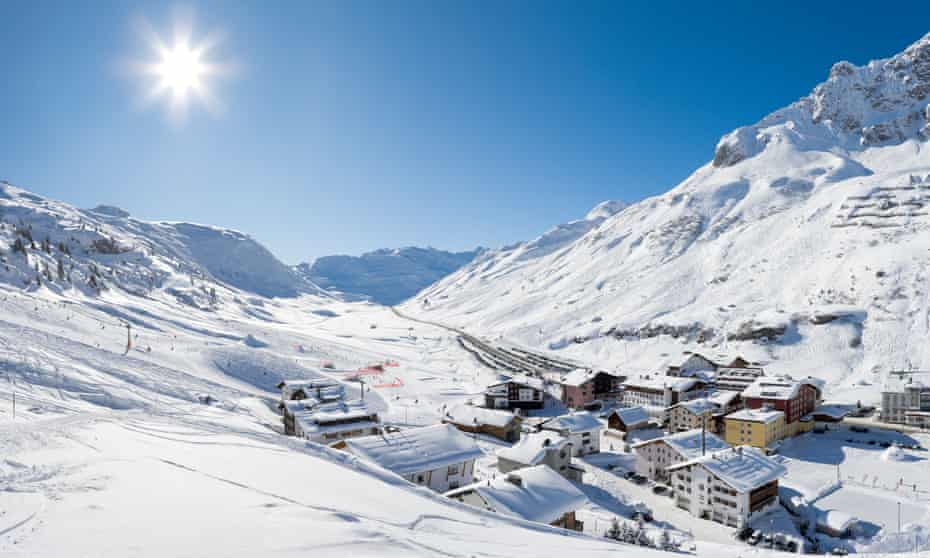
[444,404,518,428]
[817,509,859,534]
[540,411,603,434]
[608,406,650,428]
[340,424,484,477]
[634,429,730,460]
[726,408,783,424]
[561,368,597,387]
[491,374,544,391]
[742,375,819,400]
[881,445,908,462]
[496,432,571,466]
[678,398,718,415]
[447,465,588,525]
[670,447,786,493]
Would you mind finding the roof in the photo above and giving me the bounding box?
[811,405,851,420]
[293,399,379,435]
[561,368,596,387]
[882,372,930,393]
[677,398,718,415]
[445,465,588,524]
[341,424,483,476]
[280,378,345,401]
[444,404,520,428]
[707,390,740,407]
[743,375,823,400]
[540,412,603,434]
[496,431,571,466]
[668,446,786,493]
[488,374,544,391]
[609,406,650,427]
[726,408,783,424]
[633,428,730,459]
[623,375,701,392]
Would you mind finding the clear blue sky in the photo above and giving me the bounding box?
[2,1,929,263]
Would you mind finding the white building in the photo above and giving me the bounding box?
[539,412,604,456]
[620,375,709,420]
[880,372,930,425]
[496,431,584,481]
[337,424,484,493]
[485,374,546,410]
[666,446,786,528]
[291,399,380,444]
[632,428,730,482]
[445,465,588,531]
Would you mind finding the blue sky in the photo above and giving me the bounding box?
[2,1,930,263]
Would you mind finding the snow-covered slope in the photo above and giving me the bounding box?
[0,183,318,300]
[405,33,930,404]
[298,246,482,305]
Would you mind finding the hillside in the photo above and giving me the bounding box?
[298,246,481,305]
[404,33,930,405]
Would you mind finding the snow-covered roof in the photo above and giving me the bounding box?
[882,372,930,393]
[496,431,571,466]
[489,374,544,391]
[633,428,730,459]
[707,390,740,407]
[811,405,851,420]
[540,411,603,434]
[622,375,701,392]
[444,404,519,428]
[341,424,483,476]
[560,368,618,387]
[743,375,823,400]
[280,378,345,401]
[293,399,379,435]
[445,465,588,524]
[668,446,786,493]
[609,406,650,427]
[677,398,718,415]
[726,408,783,424]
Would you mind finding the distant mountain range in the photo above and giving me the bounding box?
[297,247,482,305]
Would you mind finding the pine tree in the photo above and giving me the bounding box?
[605,518,622,540]
[57,258,65,281]
[12,238,25,254]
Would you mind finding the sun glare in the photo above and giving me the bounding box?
[131,11,232,121]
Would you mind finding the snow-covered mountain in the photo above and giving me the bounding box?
[404,33,930,404]
[298,246,482,305]
[0,183,320,301]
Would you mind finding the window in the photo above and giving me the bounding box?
[417,475,426,484]
[447,464,460,476]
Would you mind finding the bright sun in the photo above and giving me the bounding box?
[132,12,231,120]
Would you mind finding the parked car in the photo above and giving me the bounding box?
[747,530,762,545]
[736,527,753,541]
[623,470,636,480]
[830,547,849,556]
[630,474,648,485]
[652,485,668,495]
[850,426,869,433]
[786,541,798,553]
[632,510,653,523]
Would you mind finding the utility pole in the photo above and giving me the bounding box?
[124,322,132,354]
[899,501,902,533]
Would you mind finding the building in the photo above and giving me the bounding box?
[485,375,546,410]
[335,424,483,492]
[666,446,786,528]
[668,399,718,433]
[278,378,348,435]
[621,375,710,420]
[741,375,821,437]
[443,404,522,443]
[723,408,787,450]
[632,429,730,482]
[714,363,765,392]
[880,372,930,425]
[539,412,604,456]
[496,431,584,481]
[607,406,650,433]
[666,353,720,378]
[445,465,588,531]
[291,399,380,444]
[560,369,624,409]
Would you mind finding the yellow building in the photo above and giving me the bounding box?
[724,408,786,449]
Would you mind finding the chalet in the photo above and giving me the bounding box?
[443,404,522,443]
[496,431,584,481]
[445,465,588,531]
[632,429,730,482]
[621,375,710,420]
[607,406,650,433]
[291,399,380,444]
[666,353,719,378]
[668,399,718,433]
[560,369,624,409]
[539,412,603,456]
[278,378,347,435]
[485,375,546,410]
[741,375,822,437]
[667,446,786,528]
[336,424,483,492]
